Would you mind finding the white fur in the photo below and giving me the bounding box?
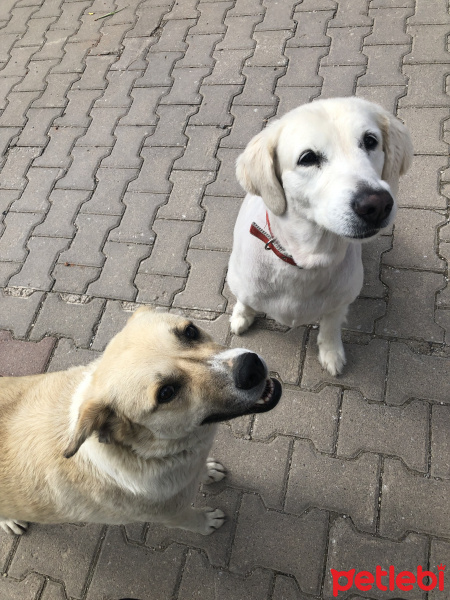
[228,97,413,375]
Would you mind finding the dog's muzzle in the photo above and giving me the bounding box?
[351,186,394,229]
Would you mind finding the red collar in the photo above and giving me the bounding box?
[249,212,301,267]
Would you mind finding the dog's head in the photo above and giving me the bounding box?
[64,307,281,458]
[236,97,413,240]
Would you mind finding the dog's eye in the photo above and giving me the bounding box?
[298,150,320,167]
[184,324,199,340]
[158,385,176,404]
[363,133,378,151]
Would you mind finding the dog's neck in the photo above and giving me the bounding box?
[267,211,350,270]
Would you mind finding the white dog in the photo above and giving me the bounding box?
[227,97,413,376]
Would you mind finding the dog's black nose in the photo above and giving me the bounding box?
[351,187,394,227]
[233,352,266,390]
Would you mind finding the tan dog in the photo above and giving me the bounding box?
[0,308,281,536]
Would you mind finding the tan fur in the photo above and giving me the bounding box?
[0,308,276,536]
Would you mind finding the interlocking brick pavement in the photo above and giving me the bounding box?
[0,1,449,599]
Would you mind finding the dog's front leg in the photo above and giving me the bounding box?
[317,305,348,376]
[230,300,256,335]
[161,505,226,535]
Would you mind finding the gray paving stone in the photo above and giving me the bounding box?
[17,107,62,147]
[29,0,63,20]
[275,86,321,115]
[278,47,328,87]
[108,192,162,244]
[69,12,104,44]
[148,18,196,52]
[205,148,246,197]
[91,300,135,351]
[345,297,386,333]
[0,91,41,127]
[405,24,450,64]
[139,218,200,277]
[175,125,226,171]
[75,106,127,147]
[87,241,150,301]
[145,104,197,148]
[33,189,90,238]
[380,458,450,539]
[0,262,21,287]
[40,581,69,600]
[160,66,211,104]
[125,4,170,39]
[127,146,184,193]
[358,45,410,87]
[0,190,19,223]
[361,234,391,298]
[100,126,152,169]
[33,126,84,169]
[386,342,450,406]
[231,496,328,595]
[396,155,447,209]
[80,167,138,215]
[8,236,69,290]
[49,0,90,31]
[383,208,446,271]
[246,30,290,67]
[0,33,20,63]
[55,146,111,191]
[146,487,240,568]
[72,55,117,90]
[0,211,42,261]
[0,290,44,338]
[53,40,93,74]
[30,293,104,347]
[356,84,406,113]
[211,426,290,509]
[365,7,413,45]
[31,29,66,61]
[323,518,428,600]
[287,440,380,532]
[119,87,166,126]
[0,146,41,190]
[189,84,241,127]
[318,64,366,98]
[190,1,232,35]
[252,386,340,453]
[52,263,100,294]
[9,523,102,599]
[135,51,184,87]
[302,333,388,402]
[135,273,185,305]
[321,26,370,66]
[429,540,450,600]
[0,46,40,78]
[157,170,213,221]
[400,64,450,108]
[431,404,450,479]
[231,324,305,384]
[173,248,229,311]
[47,337,101,371]
[89,24,131,59]
[221,105,273,148]
[338,391,428,472]
[163,0,199,20]
[179,550,272,600]
[177,33,223,67]
[398,107,449,155]
[227,0,265,16]
[376,267,444,342]
[203,49,252,85]
[110,37,151,71]
[94,70,139,108]
[0,573,44,600]
[408,0,450,24]
[58,213,120,267]
[288,10,334,47]
[0,77,22,109]
[11,167,61,213]
[328,0,371,27]
[215,15,261,51]
[53,90,103,128]
[190,196,241,251]
[32,73,80,109]
[273,576,309,600]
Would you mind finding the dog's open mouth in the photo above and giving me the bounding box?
[201,377,282,425]
[252,377,282,413]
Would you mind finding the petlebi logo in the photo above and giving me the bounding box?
[331,564,445,597]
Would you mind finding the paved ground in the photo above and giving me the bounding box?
[0,0,449,598]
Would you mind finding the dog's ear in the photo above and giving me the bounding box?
[378,111,413,196]
[64,399,131,459]
[236,121,286,216]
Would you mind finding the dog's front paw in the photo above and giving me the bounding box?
[203,459,226,484]
[318,345,346,376]
[230,302,255,335]
[199,508,226,535]
[0,519,29,535]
